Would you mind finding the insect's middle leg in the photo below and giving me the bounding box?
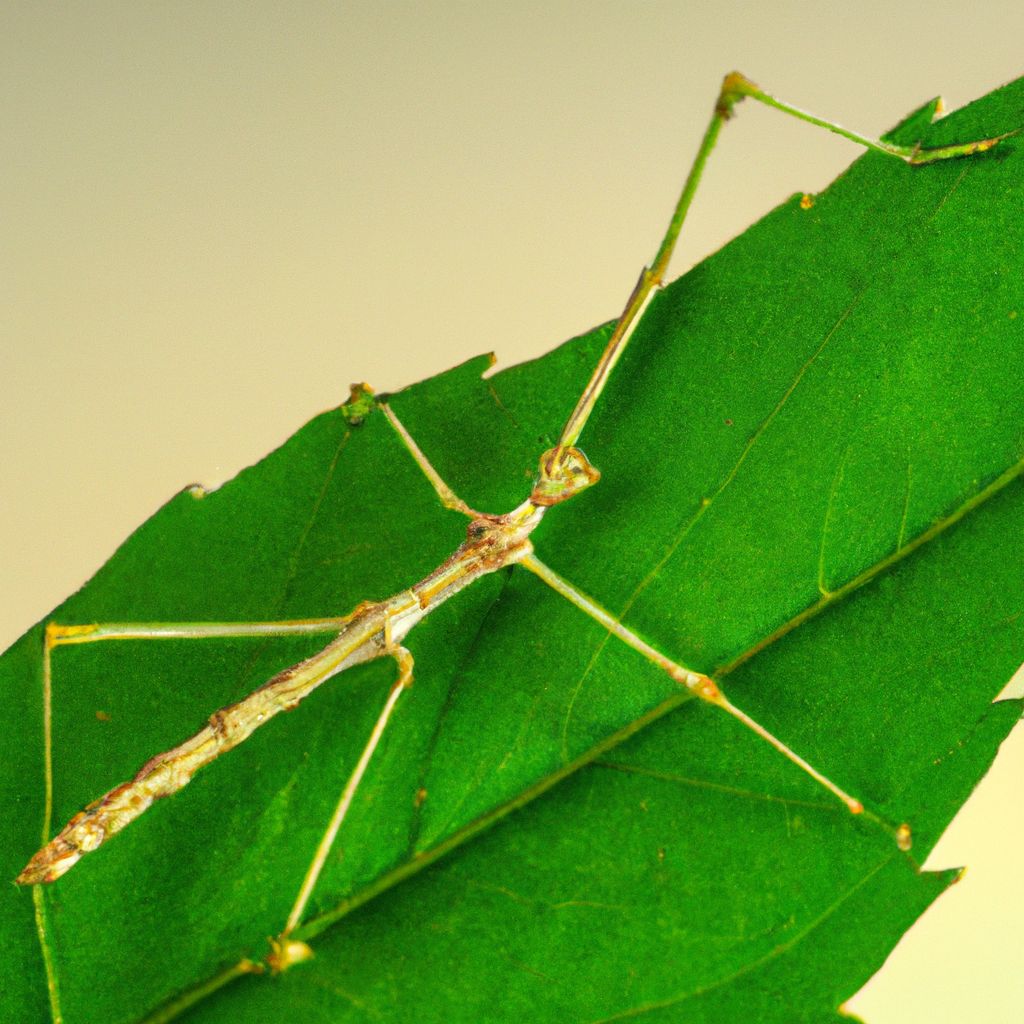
[521,553,912,850]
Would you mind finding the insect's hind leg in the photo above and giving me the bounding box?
[269,635,415,972]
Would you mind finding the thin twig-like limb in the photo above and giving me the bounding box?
[46,619,356,645]
[525,551,913,850]
[270,647,414,971]
[723,72,1018,166]
[520,554,881,825]
[380,402,478,517]
[553,71,1013,456]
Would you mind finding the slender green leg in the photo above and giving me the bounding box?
[721,71,1017,167]
[270,643,414,971]
[554,71,1014,457]
[521,554,912,850]
[47,620,354,645]
[380,401,479,517]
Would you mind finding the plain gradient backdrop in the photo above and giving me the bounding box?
[3,4,1022,1021]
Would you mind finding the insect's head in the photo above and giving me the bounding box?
[531,446,600,507]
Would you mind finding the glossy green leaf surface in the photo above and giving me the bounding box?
[4,78,1023,1023]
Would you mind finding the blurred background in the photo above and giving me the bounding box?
[2,4,1021,1020]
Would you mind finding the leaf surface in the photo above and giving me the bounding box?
[3,79,1023,1023]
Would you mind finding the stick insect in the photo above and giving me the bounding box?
[16,72,1012,989]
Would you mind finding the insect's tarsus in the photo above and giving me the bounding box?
[20,72,1007,975]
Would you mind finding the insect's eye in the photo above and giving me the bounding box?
[530,446,601,506]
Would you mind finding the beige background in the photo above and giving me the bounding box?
[3,4,1022,1020]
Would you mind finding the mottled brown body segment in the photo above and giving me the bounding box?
[17,608,389,884]
[15,462,581,885]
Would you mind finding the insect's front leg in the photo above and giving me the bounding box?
[555,72,1015,456]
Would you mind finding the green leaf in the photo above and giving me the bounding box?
[4,78,1023,1023]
